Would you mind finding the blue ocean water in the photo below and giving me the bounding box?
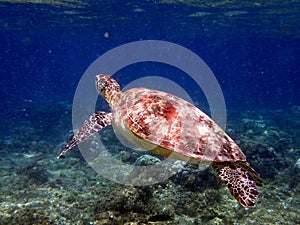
[0,1,300,224]
[1,1,299,113]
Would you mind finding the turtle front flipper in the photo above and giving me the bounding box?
[211,161,263,207]
[57,112,112,159]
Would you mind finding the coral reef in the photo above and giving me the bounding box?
[0,106,299,224]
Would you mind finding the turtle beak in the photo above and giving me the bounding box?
[95,74,121,108]
[96,74,111,96]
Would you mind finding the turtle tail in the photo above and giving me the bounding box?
[211,161,263,207]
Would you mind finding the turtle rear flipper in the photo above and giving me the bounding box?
[211,161,263,207]
[57,112,112,158]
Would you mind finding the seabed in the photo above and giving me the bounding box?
[0,104,299,225]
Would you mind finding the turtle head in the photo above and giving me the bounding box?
[96,74,121,108]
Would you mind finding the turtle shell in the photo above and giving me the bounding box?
[113,88,246,164]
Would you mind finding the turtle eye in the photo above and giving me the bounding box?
[97,82,105,94]
[96,74,111,95]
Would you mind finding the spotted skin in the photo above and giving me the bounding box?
[57,112,112,158]
[58,74,263,207]
[211,161,263,207]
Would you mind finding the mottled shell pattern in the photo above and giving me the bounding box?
[113,88,246,164]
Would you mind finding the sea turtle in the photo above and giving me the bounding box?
[58,74,263,207]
